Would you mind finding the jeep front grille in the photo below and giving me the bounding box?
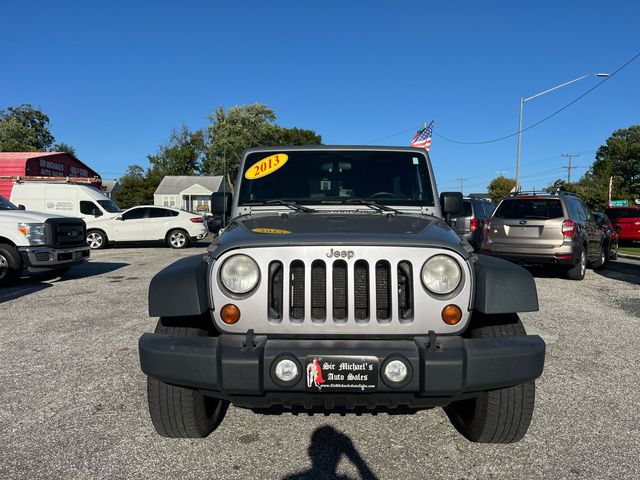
[210,246,473,335]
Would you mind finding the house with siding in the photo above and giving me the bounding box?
[153,176,223,213]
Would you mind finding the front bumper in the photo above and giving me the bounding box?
[139,333,545,409]
[482,250,577,266]
[19,244,90,271]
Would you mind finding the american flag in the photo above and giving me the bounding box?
[410,121,434,151]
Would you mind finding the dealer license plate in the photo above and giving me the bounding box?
[304,355,378,392]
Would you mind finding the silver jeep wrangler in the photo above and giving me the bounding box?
[139,146,545,443]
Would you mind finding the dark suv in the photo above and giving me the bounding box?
[482,192,606,280]
[451,196,495,251]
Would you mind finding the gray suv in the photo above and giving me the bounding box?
[451,196,495,251]
[482,192,606,280]
[139,146,545,444]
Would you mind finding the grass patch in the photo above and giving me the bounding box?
[619,246,640,256]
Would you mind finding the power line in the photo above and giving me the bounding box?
[362,51,639,146]
[433,51,639,145]
[456,178,467,192]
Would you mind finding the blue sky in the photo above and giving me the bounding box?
[1,0,638,193]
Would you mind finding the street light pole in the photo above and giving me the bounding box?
[515,72,610,190]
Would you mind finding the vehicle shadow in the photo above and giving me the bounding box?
[0,261,128,303]
[282,425,378,480]
[594,259,640,285]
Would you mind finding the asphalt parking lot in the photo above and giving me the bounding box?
[1,244,639,480]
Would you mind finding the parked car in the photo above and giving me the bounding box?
[593,212,619,261]
[0,195,89,285]
[10,181,122,227]
[86,206,208,249]
[482,191,606,280]
[139,146,545,444]
[450,196,495,250]
[603,206,640,245]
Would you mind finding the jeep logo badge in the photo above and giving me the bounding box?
[326,248,354,259]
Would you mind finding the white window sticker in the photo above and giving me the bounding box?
[412,157,419,165]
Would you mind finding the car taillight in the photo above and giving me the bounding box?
[483,220,491,235]
[562,219,575,237]
[470,217,478,231]
[190,217,204,223]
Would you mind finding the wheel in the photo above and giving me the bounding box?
[87,230,108,250]
[566,248,586,280]
[166,229,190,249]
[147,317,227,438]
[591,243,606,269]
[444,313,536,443]
[0,243,22,286]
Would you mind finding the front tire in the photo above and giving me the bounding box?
[0,244,22,286]
[444,313,536,443]
[166,229,190,249]
[87,230,108,250]
[146,317,227,438]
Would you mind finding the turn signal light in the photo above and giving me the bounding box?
[220,304,241,324]
[442,304,463,325]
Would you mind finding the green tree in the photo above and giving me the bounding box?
[204,103,322,183]
[52,141,77,156]
[148,126,206,176]
[487,176,516,203]
[114,164,156,209]
[0,104,55,151]
[591,126,640,202]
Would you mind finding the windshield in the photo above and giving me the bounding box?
[495,198,564,219]
[97,199,121,213]
[238,150,435,207]
[0,195,18,210]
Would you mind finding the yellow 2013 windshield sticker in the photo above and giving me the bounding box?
[251,228,292,234]
[245,153,288,180]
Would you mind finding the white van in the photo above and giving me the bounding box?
[10,182,122,226]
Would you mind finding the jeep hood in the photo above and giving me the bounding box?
[211,212,469,258]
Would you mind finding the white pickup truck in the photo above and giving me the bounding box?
[0,195,90,285]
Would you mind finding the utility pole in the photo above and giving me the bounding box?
[456,178,467,193]
[561,153,579,183]
[495,169,507,177]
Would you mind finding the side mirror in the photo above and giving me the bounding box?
[115,215,123,221]
[18,204,26,210]
[211,192,232,226]
[440,192,464,216]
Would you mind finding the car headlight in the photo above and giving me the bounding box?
[220,254,260,294]
[421,255,462,295]
[18,223,46,246]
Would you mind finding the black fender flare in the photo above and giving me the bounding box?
[473,255,539,314]
[148,254,210,317]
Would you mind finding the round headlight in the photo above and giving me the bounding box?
[421,255,462,295]
[220,255,260,294]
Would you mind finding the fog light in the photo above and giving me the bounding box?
[220,304,241,324]
[384,360,408,383]
[274,359,299,383]
[442,304,463,325]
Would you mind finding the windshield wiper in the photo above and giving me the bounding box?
[342,199,398,213]
[246,200,316,213]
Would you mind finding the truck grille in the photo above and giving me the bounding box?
[267,258,414,325]
[45,219,87,248]
[211,246,472,335]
